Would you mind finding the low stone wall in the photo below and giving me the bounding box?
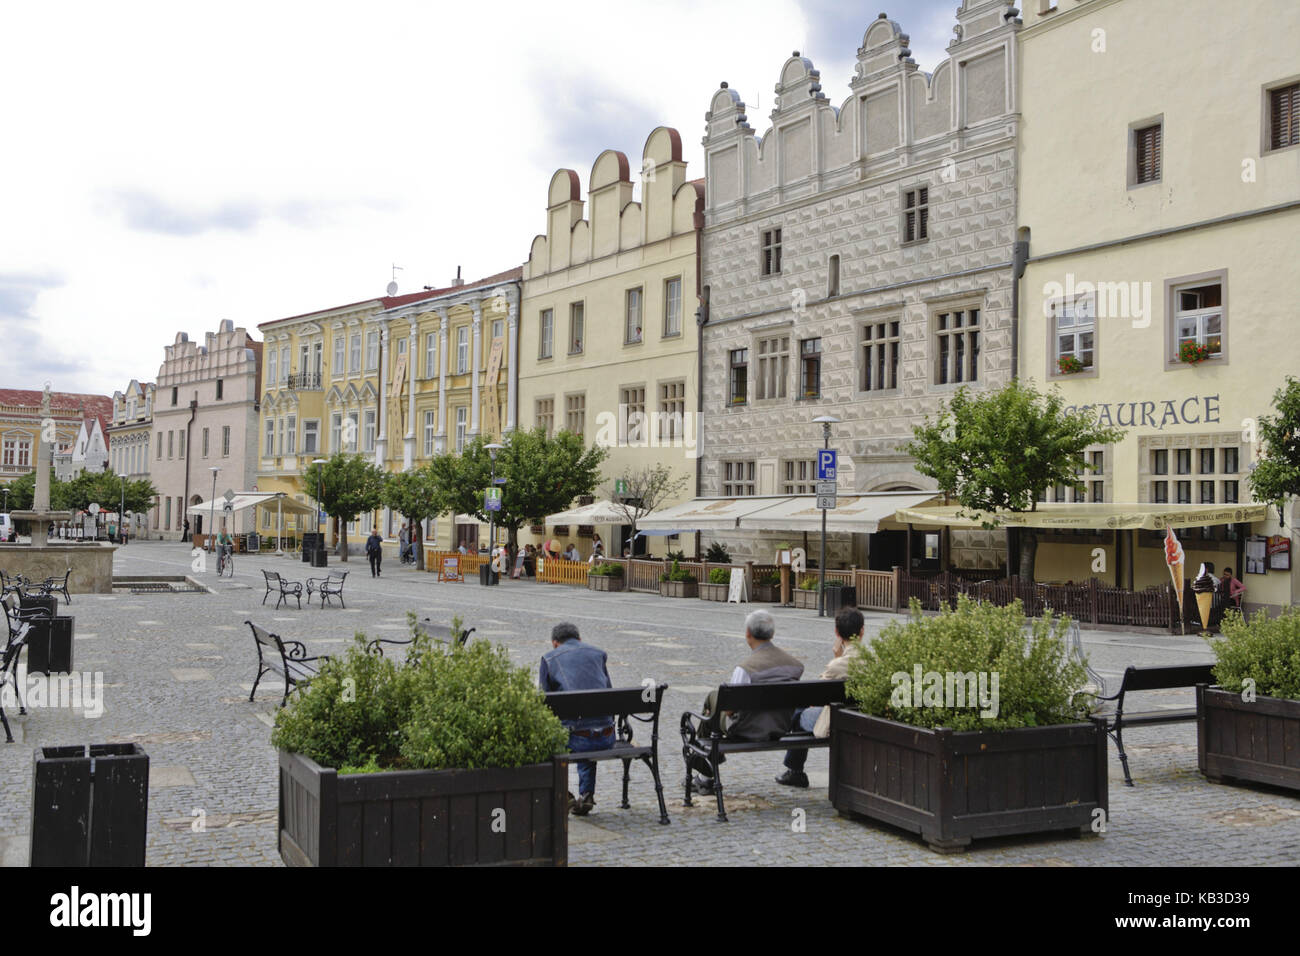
[0,543,116,593]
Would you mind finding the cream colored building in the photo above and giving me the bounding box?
[1016,0,1300,613]
[520,127,704,557]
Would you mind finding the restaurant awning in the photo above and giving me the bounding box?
[636,496,792,532]
[187,493,315,517]
[892,501,1271,531]
[637,493,940,534]
[543,500,641,525]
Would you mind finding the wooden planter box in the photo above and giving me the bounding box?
[586,574,624,592]
[1197,685,1300,793]
[659,579,698,598]
[752,584,780,603]
[793,589,819,609]
[699,582,729,602]
[829,708,1107,853]
[278,751,568,867]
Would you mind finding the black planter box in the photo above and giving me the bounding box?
[1198,685,1300,793]
[278,751,567,866]
[27,615,74,675]
[824,584,857,613]
[31,744,149,866]
[830,708,1107,853]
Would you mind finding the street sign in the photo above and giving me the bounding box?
[815,481,837,497]
[615,479,629,495]
[816,449,837,481]
[88,503,100,515]
[223,489,236,503]
[485,487,502,512]
[816,494,837,510]
[493,477,507,485]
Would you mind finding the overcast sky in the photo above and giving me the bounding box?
[1,0,957,399]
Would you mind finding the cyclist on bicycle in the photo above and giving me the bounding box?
[216,528,234,574]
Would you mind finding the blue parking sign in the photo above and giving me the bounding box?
[817,449,837,481]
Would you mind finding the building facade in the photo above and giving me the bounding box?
[0,389,113,487]
[1017,0,1300,613]
[698,2,1021,566]
[53,414,109,481]
[519,127,704,557]
[107,380,156,540]
[151,321,262,540]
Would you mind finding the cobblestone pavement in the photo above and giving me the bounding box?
[1,540,1296,866]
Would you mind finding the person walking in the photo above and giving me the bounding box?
[398,524,410,565]
[366,529,384,578]
[182,518,190,543]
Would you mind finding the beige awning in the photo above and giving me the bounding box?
[188,493,315,517]
[454,513,480,525]
[544,500,641,525]
[636,496,793,532]
[740,493,940,534]
[893,501,1270,531]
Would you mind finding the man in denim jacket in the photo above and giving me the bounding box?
[539,622,613,816]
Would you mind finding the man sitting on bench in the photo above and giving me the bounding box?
[539,622,613,817]
[776,606,864,789]
[690,610,804,795]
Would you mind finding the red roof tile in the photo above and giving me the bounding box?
[0,389,113,420]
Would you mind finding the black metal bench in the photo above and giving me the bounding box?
[246,620,328,707]
[25,569,71,605]
[306,571,348,608]
[365,619,475,657]
[1,594,52,742]
[681,679,847,821]
[546,683,671,825]
[1091,663,1216,786]
[261,570,304,610]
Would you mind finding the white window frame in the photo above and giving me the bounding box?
[625,288,643,345]
[456,326,469,374]
[1164,270,1228,369]
[663,278,682,337]
[1048,292,1097,379]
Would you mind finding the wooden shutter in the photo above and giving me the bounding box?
[1136,125,1161,183]
[1272,83,1299,150]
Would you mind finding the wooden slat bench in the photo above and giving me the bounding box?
[545,683,671,825]
[1091,663,1216,786]
[246,620,328,707]
[680,679,847,821]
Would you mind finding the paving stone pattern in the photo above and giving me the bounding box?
[1,541,1296,866]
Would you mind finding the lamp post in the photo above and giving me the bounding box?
[275,492,285,557]
[208,466,220,552]
[485,443,504,560]
[812,415,841,617]
[3,487,9,513]
[118,473,128,545]
[311,459,327,561]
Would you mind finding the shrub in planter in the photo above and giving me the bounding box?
[1198,606,1300,792]
[587,562,625,591]
[705,541,732,564]
[272,623,571,866]
[830,596,1105,852]
[700,566,732,601]
[752,570,781,602]
[792,574,821,608]
[659,559,698,598]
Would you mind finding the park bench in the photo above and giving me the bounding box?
[261,570,304,610]
[245,620,328,707]
[306,571,348,609]
[365,619,475,658]
[1090,663,1217,786]
[0,571,26,599]
[22,569,71,605]
[545,683,671,825]
[681,679,848,821]
[1,594,52,742]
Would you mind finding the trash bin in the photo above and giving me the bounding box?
[302,532,321,563]
[479,564,499,586]
[20,595,74,675]
[823,585,857,614]
[311,549,327,568]
[31,743,149,866]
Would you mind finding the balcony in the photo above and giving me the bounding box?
[285,372,323,391]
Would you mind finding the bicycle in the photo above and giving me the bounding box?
[216,543,234,578]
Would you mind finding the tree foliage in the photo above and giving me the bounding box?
[1247,375,1300,517]
[382,466,441,570]
[4,468,156,517]
[305,454,387,561]
[602,463,690,540]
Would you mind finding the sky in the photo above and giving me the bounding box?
[0,0,957,399]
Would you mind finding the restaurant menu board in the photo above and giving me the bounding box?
[440,555,463,582]
[1267,535,1291,571]
[1245,536,1267,575]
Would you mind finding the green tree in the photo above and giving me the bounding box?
[382,466,440,571]
[1248,376,1300,521]
[603,463,690,545]
[904,380,1125,579]
[4,469,42,511]
[427,429,607,556]
[305,454,387,562]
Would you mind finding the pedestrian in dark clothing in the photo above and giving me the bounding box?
[182,519,190,542]
[539,622,613,817]
[366,530,383,577]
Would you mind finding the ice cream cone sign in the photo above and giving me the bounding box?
[1192,561,1217,632]
[1164,527,1186,633]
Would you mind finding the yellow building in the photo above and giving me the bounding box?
[519,127,704,557]
[1015,0,1300,613]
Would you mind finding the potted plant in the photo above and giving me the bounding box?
[272,619,571,866]
[792,574,821,609]
[1179,341,1212,365]
[1057,355,1086,375]
[700,566,731,601]
[1198,605,1300,793]
[659,559,698,598]
[705,541,732,564]
[586,561,625,592]
[830,596,1106,853]
[752,569,781,603]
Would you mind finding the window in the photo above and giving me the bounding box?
[2,437,31,468]
[200,427,208,458]
[286,415,297,454]
[1269,82,1299,151]
[828,255,840,297]
[333,336,345,378]
[215,379,223,400]
[1200,480,1216,504]
[1132,122,1162,185]
[165,497,171,530]
[1171,280,1223,362]
[903,187,929,242]
[799,338,822,398]
[539,309,554,359]
[723,461,756,496]
[565,394,586,438]
[167,431,174,458]
[782,460,816,494]
[535,398,554,438]
[559,302,582,355]
[396,337,407,360]
[267,350,278,388]
[1223,481,1239,503]
[860,319,900,391]
[1176,448,1191,475]
[1051,294,1095,372]
[1175,480,1192,504]
[349,334,361,373]
[664,278,682,336]
[423,410,436,456]
[365,331,379,371]
[756,336,789,400]
[620,386,645,444]
[1222,448,1238,474]
[456,327,469,374]
[934,308,981,385]
[280,346,290,383]
[1151,449,1168,475]
[171,387,178,406]
[1199,448,1215,474]
[625,288,643,344]
[761,228,782,276]
[425,332,438,378]
[346,411,359,452]
[330,413,342,452]
[303,420,318,455]
[157,434,163,460]
[455,407,468,453]
[658,381,685,441]
[276,417,283,456]
[491,318,503,342]
[363,410,376,452]
[729,349,748,405]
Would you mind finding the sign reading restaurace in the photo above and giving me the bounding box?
[1064,395,1221,430]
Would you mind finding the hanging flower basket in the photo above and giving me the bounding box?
[1178,342,1212,365]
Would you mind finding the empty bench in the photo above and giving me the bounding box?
[262,570,304,610]
[545,683,671,825]
[306,571,348,608]
[1092,663,1216,786]
[681,679,847,821]
[365,619,476,658]
[246,620,328,707]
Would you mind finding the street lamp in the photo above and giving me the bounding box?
[485,443,504,561]
[812,415,841,618]
[118,473,128,545]
[208,466,220,552]
[274,492,285,557]
[311,459,327,560]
